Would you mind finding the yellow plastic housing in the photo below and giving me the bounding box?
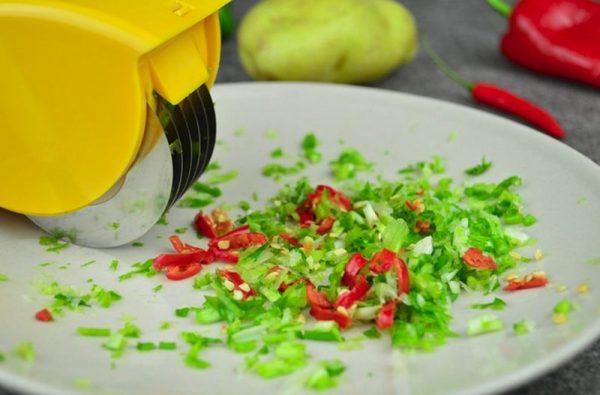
[0,0,228,216]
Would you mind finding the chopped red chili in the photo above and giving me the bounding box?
[209,225,267,251]
[504,272,548,291]
[415,219,431,233]
[369,249,410,295]
[316,216,335,235]
[334,275,370,309]
[341,253,368,287]
[305,282,332,308]
[280,233,300,246]
[35,308,53,322]
[376,301,397,330]
[462,247,498,270]
[217,269,256,299]
[309,306,352,329]
[165,261,202,281]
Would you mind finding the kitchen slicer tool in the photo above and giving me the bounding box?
[0,0,229,247]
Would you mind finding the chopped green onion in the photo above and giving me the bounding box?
[465,157,492,176]
[467,315,505,336]
[553,299,574,314]
[77,327,112,337]
[513,320,533,336]
[159,342,177,350]
[0,274,8,282]
[12,342,35,363]
[470,297,507,311]
[136,342,156,351]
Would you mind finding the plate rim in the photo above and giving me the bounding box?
[1,81,599,395]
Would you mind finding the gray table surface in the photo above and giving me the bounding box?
[2,1,598,394]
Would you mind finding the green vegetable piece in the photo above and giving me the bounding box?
[192,182,222,197]
[77,327,112,337]
[109,260,119,271]
[176,307,192,318]
[467,314,505,336]
[302,133,322,164]
[208,170,239,185]
[72,378,93,390]
[513,320,533,336]
[0,352,5,362]
[153,284,163,293]
[0,274,8,282]
[132,241,144,247]
[103,334,127,357]
[470,297,507,311]
[382,218,408,253]
[305,359,346,390]
[330,148,373,180]
[553,299,574,314]
[363,327,382,339]
[270,147,285,158]
[13,342,36,363]
[119,321,142,338]
[159,342,177,350]
[136,342,156,351]
[465,157,492,176]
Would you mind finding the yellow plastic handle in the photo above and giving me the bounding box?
[0,0,228,216]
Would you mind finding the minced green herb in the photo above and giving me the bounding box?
[39,231,74,253]
[118,260,156,282]
[178,196,214,209]
[206,162,221,172]
[157,214,169,225]
[271,148,285,158]
[513,320,533,336]
[160,321,172,331]
[554,299,574,314]
[77,327,112,337]
[13,342,36,363]
[174,227,188,234]
[153,284,163,293]
[305,359,346,390]
[192,182,222,198]
[132,242,144,248]
[467,315,504,336]
[262,161,306,181]
[265,129,278,140]
[330,148,373,181]
[0,273,8,282]
[586,257,600,265]
[0,352,4,362]
[302,133,322,164]
[207,170,238,185]
[110,260,119,271]
[470,297,507,311]
[159,342,177,350]
[80,260,96,268]
[465,157,492,176]
[72,378,93,390]
[110,223,120,231]
[363,327,381,339]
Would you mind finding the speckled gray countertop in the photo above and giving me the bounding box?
[2,0,598,394]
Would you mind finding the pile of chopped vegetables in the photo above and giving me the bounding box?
[16,134,564,391]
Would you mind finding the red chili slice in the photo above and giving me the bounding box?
[342,253,368,287]
[415,220,431,233]
[169,235,204,254]
[314,185,352,211]
[462,247,498,270]
[209,225,267,251]
[305,282,332,308]
[165,261,202,281]
[393,258,410,295]
[193,212,218,239]
[35,308,53,322]
[369,249,397,273]
[280,233,300,246]
[369,249,410,295]
[316,216,335,235]
[309,306,352,329]
[210,248,239,263]
[405,199,424,213]
[217,269,256,299]
[152,250,214,270]
[376,301,397,330]
[504,272,549,291]
[334,275,370,309]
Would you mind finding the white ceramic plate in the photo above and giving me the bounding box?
[1,83,599,395]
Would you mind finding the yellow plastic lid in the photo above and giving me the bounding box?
[0,0,228,216]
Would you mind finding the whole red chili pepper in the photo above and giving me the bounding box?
[488,0,600,89]
[424,39,565,139]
